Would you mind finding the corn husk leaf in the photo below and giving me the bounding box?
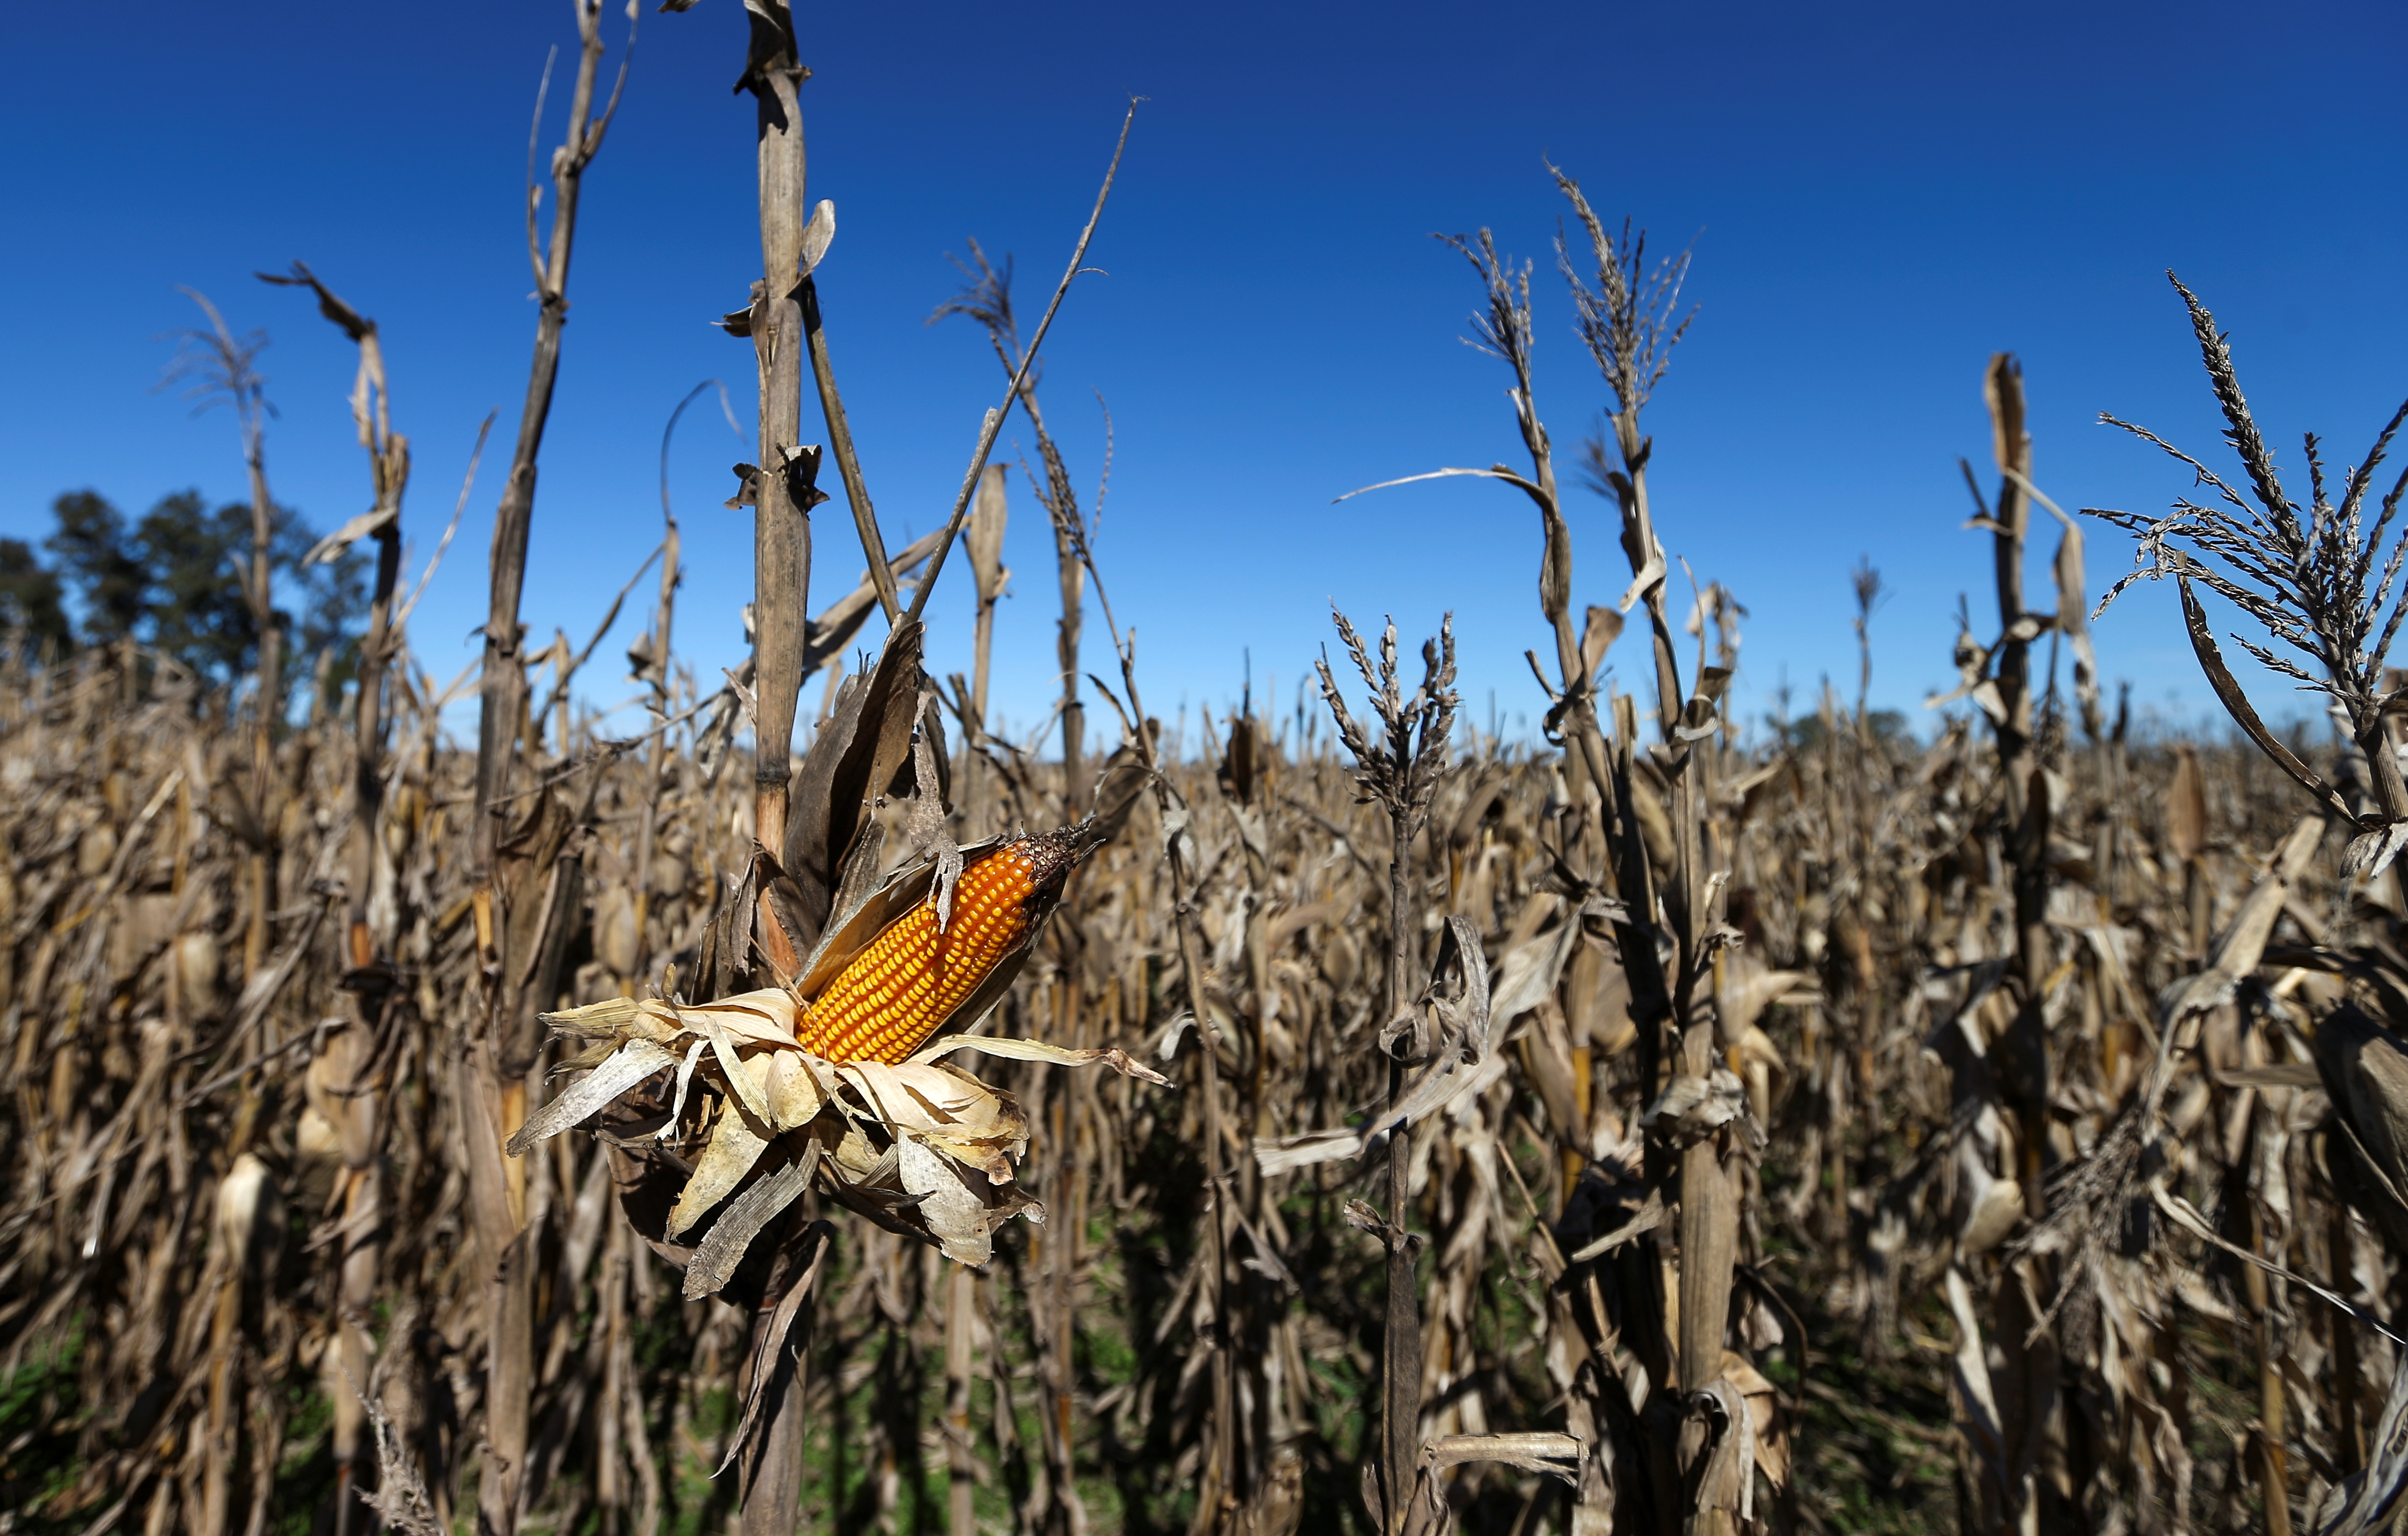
[545,995,682,1045]
[506,1039,678,1156]
[710,1219,832,1471]
[1722,1350,1790,1491]
[667,1098,774,1240]
[663,1038,707,1134]
[784,618,927,927]
[684,1141,818,1299]
[896,1137,1008,1265]
[1715,957,1814,1045]
[677,988,806,1046]
[1486,907,1588,1026]
[908,1033,1173,1085]
[696,1008,774,1126]
[763,1047,831,1132]
[836,1060,1028,1182]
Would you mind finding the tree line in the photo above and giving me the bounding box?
[0,488,365,709]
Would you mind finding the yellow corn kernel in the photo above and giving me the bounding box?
[797,835,1075,1064]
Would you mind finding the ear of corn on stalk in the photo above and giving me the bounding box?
[795,833,1080,1064]
[517,824,1157,1278]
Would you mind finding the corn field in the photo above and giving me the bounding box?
[10,8,2408,1536]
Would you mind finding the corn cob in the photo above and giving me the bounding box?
[796,833,1078,1064]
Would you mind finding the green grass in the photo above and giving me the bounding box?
[0,1310,93,1530]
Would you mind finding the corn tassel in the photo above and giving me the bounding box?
[797,833,1077,1064]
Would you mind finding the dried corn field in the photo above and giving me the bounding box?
[13,548,2408,1536]
[12,8,2408,1536]
[0,582,2389,1531]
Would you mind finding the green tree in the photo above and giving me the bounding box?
[135,490,259,682]
[0,539,70,654]
[45,490,148,646]
[1784,707,1912,752]
[288,524,370,708]
[32,488,367,700]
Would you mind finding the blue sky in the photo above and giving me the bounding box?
[4,1,2404,751]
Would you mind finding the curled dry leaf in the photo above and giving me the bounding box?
[1398,1433,1585,1536]
[1721,1349,1790,1494]
[1640,1066,1747,1148]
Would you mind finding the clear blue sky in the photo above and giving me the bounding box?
[4,1,2403,751]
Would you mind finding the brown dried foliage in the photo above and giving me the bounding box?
[14,64,2408,1536]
